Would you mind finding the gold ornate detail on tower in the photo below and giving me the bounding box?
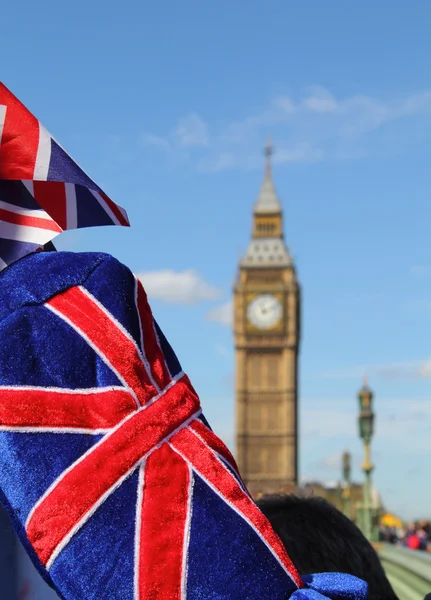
[233,140,301,497]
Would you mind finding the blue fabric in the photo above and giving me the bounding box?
[0,238,41,265]
[290,573,368,600]
[0,180,40,209]
[0,250,106,319]
[0,432,103,524]
[48,140,103,193]
[0,307,120,388]
[187,473,296,599]
[75,186,115,227]
[0,485,60,595]
[51,469,138,600]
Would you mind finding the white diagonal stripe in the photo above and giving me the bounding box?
[0,199,53,220]
[0,105,6,146]
[133,277,161,394]
[133,460,146,600]
[65,183,78,229]
[181,465,194,600]
[34,122,52,180]
[0,220,58,245]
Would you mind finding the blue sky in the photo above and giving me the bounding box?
[2,0,431,540]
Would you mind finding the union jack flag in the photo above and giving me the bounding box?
[0,83,129,269]
[0,251,303,600]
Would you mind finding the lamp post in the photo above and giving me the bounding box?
[341,451,352,519]
[357,377,376,542]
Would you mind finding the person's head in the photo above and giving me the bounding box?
[257,494,398,600]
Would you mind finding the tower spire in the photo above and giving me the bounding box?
[263,135,273,180]
[254,136,282,214]
[265,134,273,161]
[240,138,291,266]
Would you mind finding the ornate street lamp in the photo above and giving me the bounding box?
[341,451,352,519]
[357,377,377,541]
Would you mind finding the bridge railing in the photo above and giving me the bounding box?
[378,543,431,600]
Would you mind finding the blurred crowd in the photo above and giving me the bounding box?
[379,520,431,552]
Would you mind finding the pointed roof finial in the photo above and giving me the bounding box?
[264,135,273,180]
[362,375,368,387]
[254,136,282,215]
[265,134,273,160]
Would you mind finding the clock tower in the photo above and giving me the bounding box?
[233,139,301,496]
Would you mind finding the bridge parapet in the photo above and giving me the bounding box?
[378,543,431,600]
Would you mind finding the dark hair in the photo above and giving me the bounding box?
[257,494,398,600]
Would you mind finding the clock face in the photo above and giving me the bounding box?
[247,294,282,330]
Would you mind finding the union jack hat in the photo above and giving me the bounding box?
[0,84,368,600]
[0,82,129,269]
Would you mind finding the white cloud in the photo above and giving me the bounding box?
[224,88,431,167]
[206,300,233,326]
[273,143,324,165]
[302,87,339,113]
[302,396,431,451]
[175,114,209,148]
[273,96,296,114]
[313,356,431,381]
[140,133,172,152]
[198,143,323,173]
[137,269,220,304]
[272,88,431,133]
[140,87,431,172]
